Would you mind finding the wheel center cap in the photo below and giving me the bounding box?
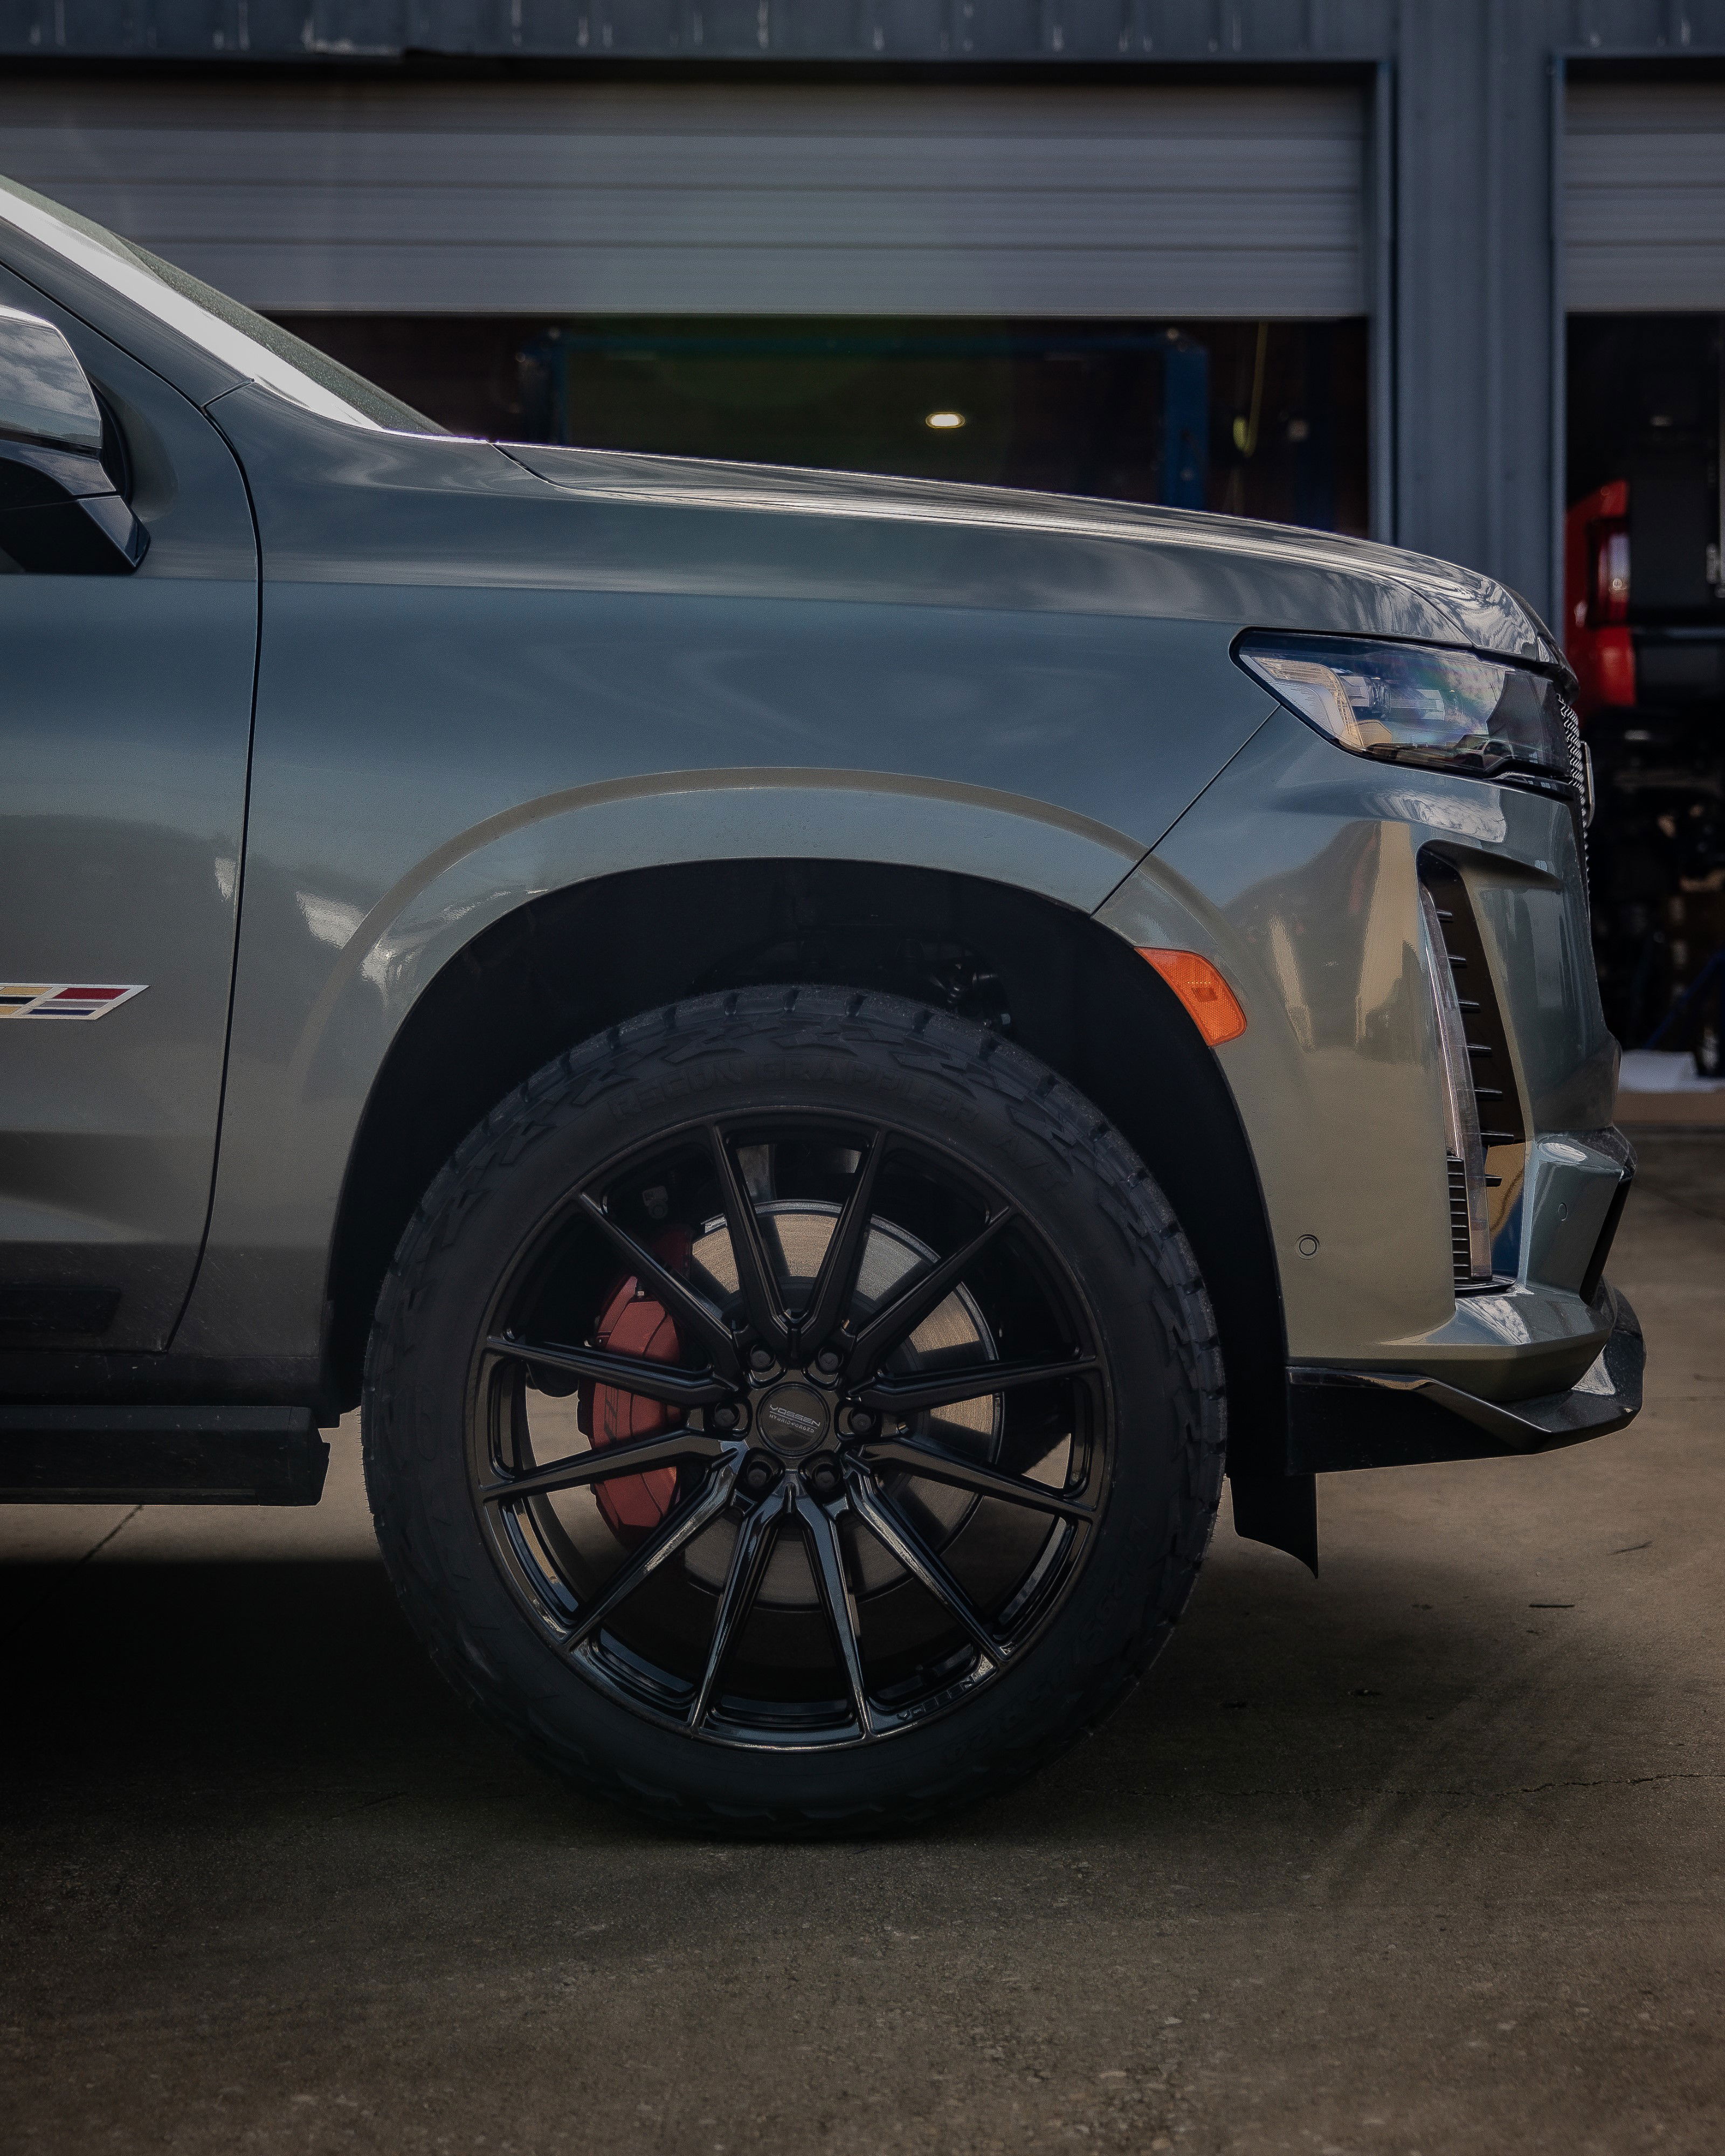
[755,1380,832,1458]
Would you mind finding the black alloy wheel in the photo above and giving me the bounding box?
[364,986,1225,1833]
[477,1110,1106,1747]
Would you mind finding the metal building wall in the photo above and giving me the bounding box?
[0,78,1368,317]
[1567,82,1725,311]
[11,1,1725,68]
[4,1,1725,626]
[1393,5,1565,630]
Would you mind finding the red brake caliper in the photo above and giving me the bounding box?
[583,1227,692,1539]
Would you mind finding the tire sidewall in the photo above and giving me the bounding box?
[364,990,1223,1830]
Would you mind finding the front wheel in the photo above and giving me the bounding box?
[363,986,1225,1834]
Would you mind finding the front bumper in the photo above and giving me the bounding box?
[1285,1283,1644,1472]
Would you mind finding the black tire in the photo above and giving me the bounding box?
[362,985,1225,1835]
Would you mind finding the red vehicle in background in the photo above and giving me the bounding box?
[1564,479,1636,719]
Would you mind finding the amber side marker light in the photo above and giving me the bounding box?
[1135,949,1247,1046]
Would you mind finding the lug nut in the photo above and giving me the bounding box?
[814,1348,843,1377]
[805,1454,843,1501]
[739,1451,780,1498]
[748,1345,776,1376]
[846,1408,877,1440]
[709,1404,741,1433]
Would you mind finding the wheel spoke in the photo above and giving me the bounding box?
[688,1484,790,1729]
[574,1195,740,1371]
[850,1433,1095,1521]
[844,1207,1014,1377]
[707,1124,794,1355]
[476,1096,1121,1751]
[857,1351,1099,1416]
[479,1426,728,1504]
[487,1332,733,1408]
[843,1466,1000,1667]
[563,1466,737,1650]
[796,1128,889,1353]
[794,1490,874,1736]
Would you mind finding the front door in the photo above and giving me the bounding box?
[0,265,257,1353]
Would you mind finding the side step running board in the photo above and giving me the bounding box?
[0,1405,330,1504]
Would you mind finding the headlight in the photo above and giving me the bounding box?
[1234,632,1572,782]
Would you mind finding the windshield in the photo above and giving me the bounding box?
[0,176,440,436]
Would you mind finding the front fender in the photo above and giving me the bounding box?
[173,388,1289,1364]
[175,774,1150,1358]
[287,770,1150,1101]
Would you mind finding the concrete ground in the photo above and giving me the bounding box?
[1,1134,1720,2156]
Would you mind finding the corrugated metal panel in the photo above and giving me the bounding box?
[0,79,1365,316]
[1567,84,1725,313]
[0,0,1399,62]
[11,0,1725,66]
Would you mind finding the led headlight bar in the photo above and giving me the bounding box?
[1235,632,1573,785]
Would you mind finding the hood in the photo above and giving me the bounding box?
[502,443,1554,664]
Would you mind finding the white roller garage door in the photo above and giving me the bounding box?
[0,78,1365,317]
[1567,82,1725,312]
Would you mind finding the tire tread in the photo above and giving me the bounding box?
[363,986,1224,1836]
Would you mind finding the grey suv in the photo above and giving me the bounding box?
[0,181,1641,1832]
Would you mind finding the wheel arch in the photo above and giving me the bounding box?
[323,858,1287,1480]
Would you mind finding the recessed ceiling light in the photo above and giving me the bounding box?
[924,410,966,430]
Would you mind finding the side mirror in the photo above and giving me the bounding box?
[0,304,147,573]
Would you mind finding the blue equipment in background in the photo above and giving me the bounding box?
[1160,336,1210,510]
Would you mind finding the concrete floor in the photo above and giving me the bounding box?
[2,1133,1720,2156]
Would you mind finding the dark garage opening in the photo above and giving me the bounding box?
[272,313,1370,535]
[1567,313,1725,1067]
